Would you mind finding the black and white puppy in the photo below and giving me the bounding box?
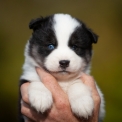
[20,13,105,122]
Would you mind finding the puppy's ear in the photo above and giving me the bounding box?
[29,17,43,31]
[87,29,98,44]
[83,24,98,44]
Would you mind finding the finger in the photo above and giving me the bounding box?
[81,73,99,95]
[36,67,68,103]
[20,82,30,104]
[81,73,101,105]
[25,118,35,122]
[21,102,37,121]
[21,101,44,121]
[81,73,101,121]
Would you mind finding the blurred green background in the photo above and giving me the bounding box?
[0,0,122,122]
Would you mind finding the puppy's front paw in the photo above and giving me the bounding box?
[29,88,53,113]
[70,95,94,118]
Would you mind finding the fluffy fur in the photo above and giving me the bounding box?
[19,13,105,122]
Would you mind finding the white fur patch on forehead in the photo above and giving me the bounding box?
[53,14,81,45]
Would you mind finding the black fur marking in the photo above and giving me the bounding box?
[29,15,57,64]
[29,15,54,31]
[82,24,98,44]
[68,23,97,63]
[29,17,43,30]
[76,18,98,44]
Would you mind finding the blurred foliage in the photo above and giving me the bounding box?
[0,0,122,122]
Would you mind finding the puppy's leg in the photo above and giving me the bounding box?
[68,80,94,118]
[28,81,53,113]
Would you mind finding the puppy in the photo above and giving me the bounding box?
[19,13,105,122]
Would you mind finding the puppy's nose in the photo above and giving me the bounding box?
[59,60,70,68]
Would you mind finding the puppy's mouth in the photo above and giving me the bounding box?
[44,67,71,74]
[51,70,71,74]
[58,70,70,73]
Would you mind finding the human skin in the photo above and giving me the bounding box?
[20,68,101,122]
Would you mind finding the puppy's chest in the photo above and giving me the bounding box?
[58,79,81,93]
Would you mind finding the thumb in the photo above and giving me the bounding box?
[36,67,66,102]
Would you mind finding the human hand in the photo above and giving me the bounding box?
[21,67,81,122]
[20,68,101,122]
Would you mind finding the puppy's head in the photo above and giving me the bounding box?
[28,14,98,80]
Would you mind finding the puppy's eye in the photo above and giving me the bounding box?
[48,44,55,50]
[71,45,78,51]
